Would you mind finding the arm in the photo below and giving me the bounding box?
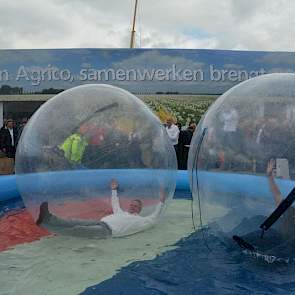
[267,159,283,206]
[146,188,166,222]
[110,179,123,214]
[0,130,4,152]
[0,130,7,152]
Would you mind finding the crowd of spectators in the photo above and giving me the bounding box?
[197,103,295,179]
[0,116,197,174]
[165,118,196,170]
[2,100,294,177]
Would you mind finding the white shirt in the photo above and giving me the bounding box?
[165,124,180,145]
[101,190,164,237]
[220,109,238,132]
[256,123,266,144]
[7,128,14,146]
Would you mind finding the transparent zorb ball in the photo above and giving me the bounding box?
[188,74,295,258]
[16,84,177,237]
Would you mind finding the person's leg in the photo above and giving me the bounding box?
[45,214,106,227]
[37,202,112,238]
[182,147,189,170]
[56,223,112,239]
[37,202,108,228]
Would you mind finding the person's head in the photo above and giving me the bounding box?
[188,122,196,132]
[166,117,174,127]
[21,117,28,126]
[5,119,13,129]
[176,122,182,131]
[79,122,96,140]
[128,199,142,214]
[187,126,194,132]
[79,122,89,134]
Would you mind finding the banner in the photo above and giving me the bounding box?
[0,48,294,124]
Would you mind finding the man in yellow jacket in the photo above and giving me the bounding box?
[58,132,88,164]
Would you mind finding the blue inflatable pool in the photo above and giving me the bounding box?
[1,170,294,203]
[0,170,189,202]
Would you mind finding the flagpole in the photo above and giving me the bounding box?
[130,0,138,48]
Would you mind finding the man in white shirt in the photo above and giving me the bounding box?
[36,179,166,238]
[165,118,179,148]
[220,108,238,133]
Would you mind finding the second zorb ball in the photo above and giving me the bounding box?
[188,73,295,256]
[15,84,177,236]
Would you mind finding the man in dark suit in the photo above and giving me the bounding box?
[180,123,196,169]
[0,119,18,158]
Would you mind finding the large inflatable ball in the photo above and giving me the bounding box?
[188,73,295,257]
[16,84,177,237]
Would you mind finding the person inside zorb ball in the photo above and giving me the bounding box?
[15,84,177,238]
[188,73,295,262]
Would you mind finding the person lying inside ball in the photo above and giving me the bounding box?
[232,159,295,258]
[36,179,166,238]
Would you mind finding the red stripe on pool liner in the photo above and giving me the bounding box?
[0,209,51,252]
[0,197,158,252]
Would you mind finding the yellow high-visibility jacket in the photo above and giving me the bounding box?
[58,133,88,164]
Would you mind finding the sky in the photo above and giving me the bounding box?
[0,0,294,51]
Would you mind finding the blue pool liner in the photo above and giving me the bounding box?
[1,169,294,202]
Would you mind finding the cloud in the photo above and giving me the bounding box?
[223,63,244,70]
[256,52,295,66]
[0,0,294,51]
[268,67,295,73]
[111,50,204,69]
[0,0,131,49]
[0,50,60,65]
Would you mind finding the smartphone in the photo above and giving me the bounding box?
[275,158,290,179]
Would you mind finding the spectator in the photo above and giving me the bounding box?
[0,119,18,158]
[176,122,185,169]
[219,107,239,169]
[220,107,238,141]
[165,118,179,151]
[179,125,195,169]
[175,122,184,169]
[176,122,182,131]
[188,122,197,132]
[58,123,90,165]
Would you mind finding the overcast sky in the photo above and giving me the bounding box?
[0,0,294,51]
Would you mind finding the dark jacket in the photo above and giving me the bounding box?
[0,127,18,158]
[178,128,194,170]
